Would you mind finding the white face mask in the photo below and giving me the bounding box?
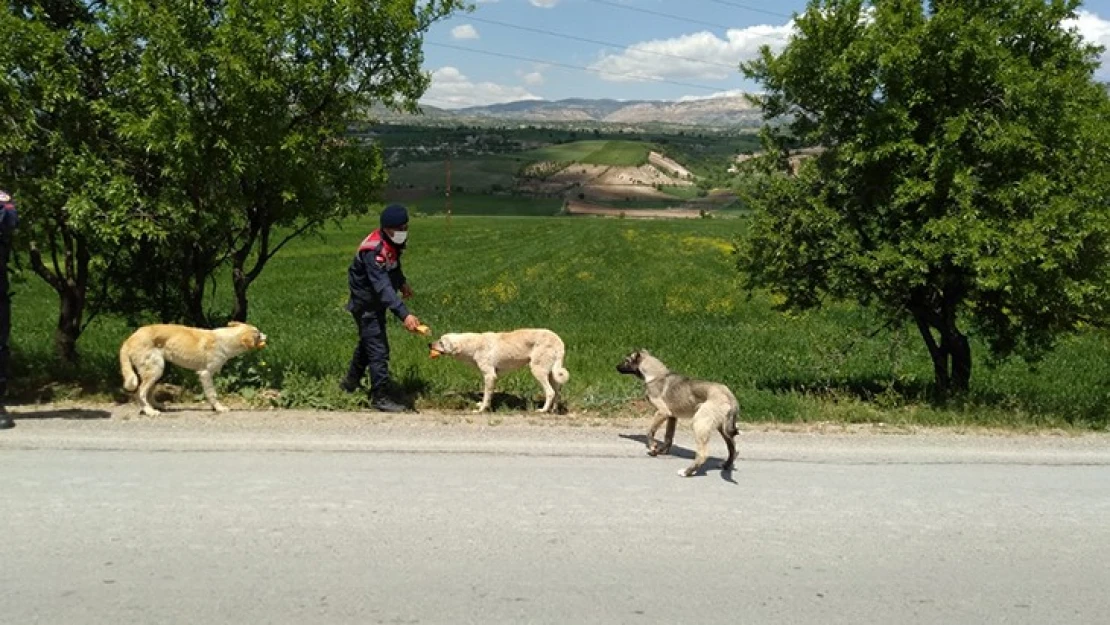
[389,230,408,245]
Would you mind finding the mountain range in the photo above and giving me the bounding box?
[368,96,764,129]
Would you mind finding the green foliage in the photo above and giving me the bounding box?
[521,140,651,166]
[97,0,467,323]
[0,0,467,357]
[738,0,1110,393]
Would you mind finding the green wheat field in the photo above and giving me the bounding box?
[11,213,1110,429]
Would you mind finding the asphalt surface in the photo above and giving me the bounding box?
[2,406,1109,625]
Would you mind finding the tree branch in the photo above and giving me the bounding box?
[28,242,63,291]
[246,218,318,283]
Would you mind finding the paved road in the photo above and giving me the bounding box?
[2,409,1109,625]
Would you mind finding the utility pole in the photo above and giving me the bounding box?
[444,153,452,226]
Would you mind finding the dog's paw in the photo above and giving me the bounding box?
[213,404,231,414]
[647,448,659,457]
[140,407,161,417]
[677,467,696,478]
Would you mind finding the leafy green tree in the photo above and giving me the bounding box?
[738,0,1110,395]
[101,0,467,323]
[0,0,466,361]
[0,1,175,362]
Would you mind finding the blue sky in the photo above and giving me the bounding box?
[418,0,1110,108]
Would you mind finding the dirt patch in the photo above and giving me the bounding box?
[518,162,688,202]
[525,162,610,184]
[648,151,695,180]
[594,164,692,188]
[564,200,705,219]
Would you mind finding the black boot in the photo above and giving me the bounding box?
[370,394,408,413]
[369,385,409,413]
[338,376,361,394]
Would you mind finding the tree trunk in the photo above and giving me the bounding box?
[184,278,207,328]
[948,329,972,393]
[912,307,950,395]
[29,235,90,365]
[231,267,249,322]
[54,286,84,364]
[911,302,972,397]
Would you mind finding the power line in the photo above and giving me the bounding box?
[582,0,738,31]
[465,15,740,71]
[424,42,729,92]
[701,0,794,20]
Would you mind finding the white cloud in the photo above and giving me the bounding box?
[422,66,541,109]
[451,24,479,40]
[530,0,559,7]
[522,71,545,86]
[588,22,794,83]
[1064,10,1110,77]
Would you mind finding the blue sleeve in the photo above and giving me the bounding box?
[0,208,16,232]
[360,251,410,321]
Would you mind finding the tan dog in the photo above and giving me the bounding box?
[119,321,267,416]
[428,329,570,413]
[617,349,739,477]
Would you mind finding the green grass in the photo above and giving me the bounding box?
[521,140,651,167]
[11,215,1110,429]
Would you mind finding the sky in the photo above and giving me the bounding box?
[418,0,1110,109]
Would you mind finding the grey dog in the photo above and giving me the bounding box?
[617,349,740,477]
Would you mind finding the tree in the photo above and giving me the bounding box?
[0,0,466,362]
[102,0,466,324]
[0,1,178,362]
[737,0,1110,395]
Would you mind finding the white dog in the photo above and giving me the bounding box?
[428,328,570,413]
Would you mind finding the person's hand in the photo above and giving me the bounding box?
[403,314,422,333]
[401,283,414,300]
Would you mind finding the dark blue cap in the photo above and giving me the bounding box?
[380,204,409,229]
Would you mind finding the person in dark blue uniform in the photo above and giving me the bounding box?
[0,189,18,430]
[341,204,424,412]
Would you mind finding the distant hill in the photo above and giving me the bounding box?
[366,95,763,129]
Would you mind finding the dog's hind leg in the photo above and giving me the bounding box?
[719,425,738,471]
[135,352,165,416]
[198,370,230,413]
[679,416,714,477]
[531,363,557,413]
[475,368,497,413]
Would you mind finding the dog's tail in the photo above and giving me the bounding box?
[722,389,741,438]
[551,352,570,386]
[119,338,140,392]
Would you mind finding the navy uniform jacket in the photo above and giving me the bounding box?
[0,189,16,234]
[346,229,410,321]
